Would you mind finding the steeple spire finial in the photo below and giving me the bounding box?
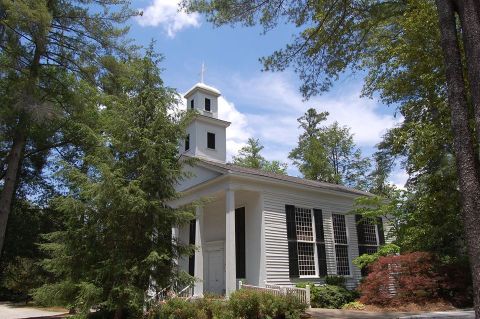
[200,62,206,83]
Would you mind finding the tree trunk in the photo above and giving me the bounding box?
[435,0,480,317]
[457,0,480,150]
[0,128,27,256]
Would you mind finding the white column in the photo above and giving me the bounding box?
[225,189,236,296]
[258,192,267,286]
[172,226,179,266]
[194,206,204,296]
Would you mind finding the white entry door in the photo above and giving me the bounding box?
[206,249,225,295]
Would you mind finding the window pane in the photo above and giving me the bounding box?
[190,99,194,109]
[332,214,348,244]
[207,132,215,149]
[361,219,378,245]
[335,245,350,275]
[359,245,378,256]
[185,134,190,151]
[297,242,316,276]
[295,207,313,241]
[205,98,211,111]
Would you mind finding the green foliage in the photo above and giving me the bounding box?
[0,201,63,301]
[1,257,48,302]
[147,298,204,319]
[228,289,306,319]
[295,283,357,309]
[0,0,139,272]
[353,244,400,270]
[289,109,371,190]
[324,276,346,287]
[33,48,193,317]
[232,138,288,175]
[147,290,307,319]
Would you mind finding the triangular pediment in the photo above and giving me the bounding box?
[175,162,225,192]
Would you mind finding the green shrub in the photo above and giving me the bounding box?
[228,289,307,319]
[352,244,400,271]
[195,298,231,319]
[324,276,346,287]
[295,281,357,309]
[147,298,203,319]
[311,285,356,309]
[228,289,261,319]
[147,290,307,319]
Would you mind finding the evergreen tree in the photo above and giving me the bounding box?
[0,0,136,255]
[232,138,264,169]
[289,108,370,190]
[232,138,288,175]
[33,49,192,318]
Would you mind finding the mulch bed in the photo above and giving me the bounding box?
[363,300,459,313]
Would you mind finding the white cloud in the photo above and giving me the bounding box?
[227,72,401,147]
[217,97,252,158]
[136,0,201,37]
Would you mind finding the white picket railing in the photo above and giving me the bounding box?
[239,281,311,308]
[177,284,194,298]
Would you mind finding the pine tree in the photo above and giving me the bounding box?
[289,108,370,190]
[34,48,192,319]
[232,138,288,174]
[0,0,136,255]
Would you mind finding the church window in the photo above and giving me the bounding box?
[205,98,211,111]
[295,207,316,276]
[332,214,350,275]
[190,99,194,109]
[286,205,328,278]
[356,215,385,276]
[207,132,215,149]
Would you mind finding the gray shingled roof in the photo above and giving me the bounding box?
[196,157,371,197]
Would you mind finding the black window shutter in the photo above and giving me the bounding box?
[313,209,327,277]
[285,205,299,278]
[188,219,196,276]
[376,217,385,245]
[313,209,325,242]
[356,214,366,245]
[286,205,297,240]
[235,207,246,279]
[288,241,299,278]
[317,243,328,277]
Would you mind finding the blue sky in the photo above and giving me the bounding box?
[128,0,407,187]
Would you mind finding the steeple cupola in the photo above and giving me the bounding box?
[184,82,221,118]
[181,83,230,163]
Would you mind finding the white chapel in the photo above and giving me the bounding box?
[170,81,389,297]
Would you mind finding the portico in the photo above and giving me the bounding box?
[172,182,265,297]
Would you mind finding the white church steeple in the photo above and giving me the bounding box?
[181,82,230,163]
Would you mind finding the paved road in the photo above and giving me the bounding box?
[308,308,475,319]
[399,310,475,319]
[0,303,65,319]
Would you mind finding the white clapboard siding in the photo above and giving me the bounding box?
[263,191,362,289]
